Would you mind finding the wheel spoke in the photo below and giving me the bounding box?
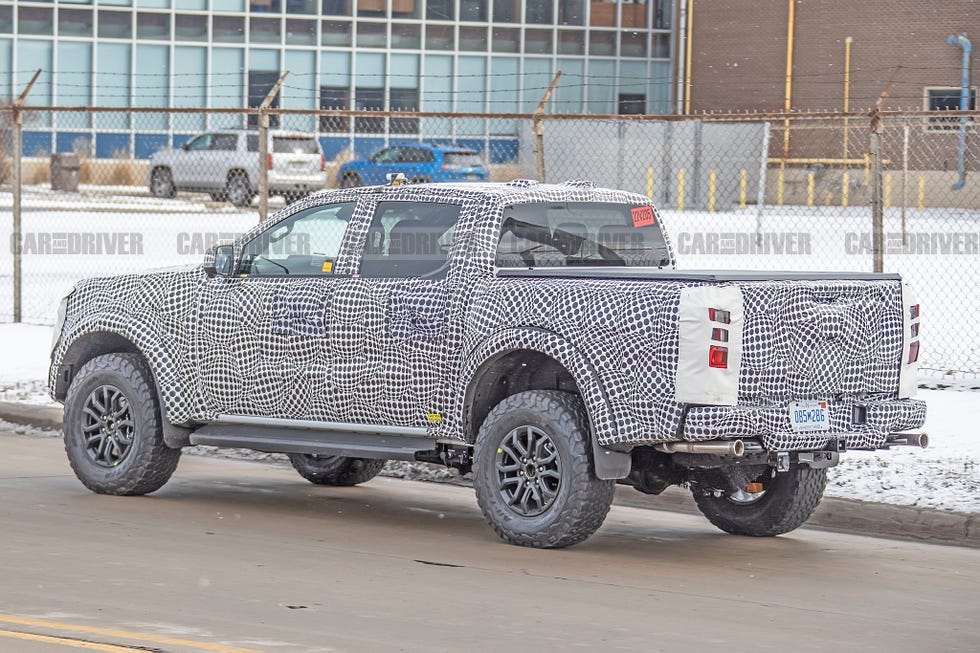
[81,384,135,468]
[495,460,521,473]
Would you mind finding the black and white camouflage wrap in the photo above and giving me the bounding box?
[51,181,925,453]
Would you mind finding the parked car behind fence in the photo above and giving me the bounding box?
[149,130,327,207]
[338,143,490,188]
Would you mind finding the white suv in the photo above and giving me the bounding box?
[149,130,327,207]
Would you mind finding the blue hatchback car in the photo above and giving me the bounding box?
[337,144,490,187]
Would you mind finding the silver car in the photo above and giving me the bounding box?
[149,130,327,207]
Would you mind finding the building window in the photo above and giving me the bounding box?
[19,7,54,36]
[59,8,94,37]
[355,87,385,133]
[559,0,586,25]
[618,93,645,115]
[390,88,419,134]
[322,0,352,16]
[460,26,488,51]
[250,17,280,43]
[924,87,977,131]
[427,0,454,21]
[98,10,131,39]
[249,71,282,127]
[213,15,244,42]
[0,6,12,34]
[251,0,282,12]
[492,27,520,53]
[391,22,421,49]
[493,0,519,23]
[526,1,553,24]
[175,14,208,42]
[321,20,352,46]
[286,18,317,45]
[425,24,454,50]
[320,86,350,132]
[357,22,387,48]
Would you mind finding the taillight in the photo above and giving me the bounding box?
[911,323,919,338]
[709,345,729,369]
[908,340,920,364]
[909,304,920,320]
[711,327,729,342]
[708,308,731,324]
[321,154,327,172]
[267,153,273,170]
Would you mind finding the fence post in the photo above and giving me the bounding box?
[532,72,562,183]
[11,69,41,323]
[257,108,269,221]
[869,110,885,273]
[257,72,288,222]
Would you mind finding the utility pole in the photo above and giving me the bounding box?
[11,69,41,323]
[257,71,288,221]
[532,72,562,183]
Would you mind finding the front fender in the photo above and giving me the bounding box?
[450,327,630,480]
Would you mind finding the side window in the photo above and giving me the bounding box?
[373,148,400,164]
[210,134,237,151]
[240,202,356,276]
[358,201,461,279]
[401,148,434,163]
[246,134,259,152]
[185,134,212,151]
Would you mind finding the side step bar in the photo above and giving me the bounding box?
[189,422,438,461]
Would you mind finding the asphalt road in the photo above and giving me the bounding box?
[1,432,978,653]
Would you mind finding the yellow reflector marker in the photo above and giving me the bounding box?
[321,261,333,273]
[426,413,442,423]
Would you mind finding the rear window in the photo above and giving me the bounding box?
[496,202,670,268]
[273,137,321,154]
[443,152,483,167]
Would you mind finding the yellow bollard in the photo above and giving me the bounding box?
[807,172,814,207]
[678,169,685,211]
[739,169,747,209]
[884,173,892,209]
[777,169,785,206]
[646,167,654,199]
[918,175,925,210]
[842,170,849,207]
[708,170,717,212]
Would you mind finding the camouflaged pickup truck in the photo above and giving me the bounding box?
[50,179,927,548]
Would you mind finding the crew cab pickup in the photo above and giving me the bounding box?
[50,180,927,548]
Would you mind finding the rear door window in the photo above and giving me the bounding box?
[496,202,670,268]
[443,152,483,167]
[358,201,461,278]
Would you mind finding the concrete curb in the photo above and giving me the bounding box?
[2,400,975,549]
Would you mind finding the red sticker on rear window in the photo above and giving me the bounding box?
[631,206,656,227]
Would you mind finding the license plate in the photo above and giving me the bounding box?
[789,400,830,432]
[289,161,307,170]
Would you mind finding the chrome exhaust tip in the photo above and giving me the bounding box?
[884,432,929,449]
[656,439,745,457]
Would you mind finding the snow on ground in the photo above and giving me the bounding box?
[1,323,977,513]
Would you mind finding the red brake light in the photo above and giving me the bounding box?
[708,308,731,324]
[321,154,327,172]
[267,153,273,170]
[908,341,920,364]
[709,345,729,369]
[711,328,729,342]
[911,323,920,338]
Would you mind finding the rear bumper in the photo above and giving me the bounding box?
[682,397,927,451]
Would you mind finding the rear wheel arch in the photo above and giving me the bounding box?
[459,332,630,480]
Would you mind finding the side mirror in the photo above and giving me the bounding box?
[204,244,236,277]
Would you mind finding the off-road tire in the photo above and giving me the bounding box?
[473,390,615,548]
[339,172,362,188]
[226,172,254,208]
[150,168,176,199]
[63,353,180,496]
[691,464,828,537]
[287,454,386,486]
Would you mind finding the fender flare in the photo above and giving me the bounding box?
[455,327,631,480]
[53,320,195,447]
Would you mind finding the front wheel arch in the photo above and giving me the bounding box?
[55,331,190,448]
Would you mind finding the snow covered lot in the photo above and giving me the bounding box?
[1,186,976,375]
[1,322,976,514]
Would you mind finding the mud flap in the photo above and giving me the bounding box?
[593,439,631,480]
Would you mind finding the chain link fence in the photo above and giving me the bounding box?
[1,106,977,378]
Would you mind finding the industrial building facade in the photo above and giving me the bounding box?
[0,0,675,160]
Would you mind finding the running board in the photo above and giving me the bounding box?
[189,423,438,461]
